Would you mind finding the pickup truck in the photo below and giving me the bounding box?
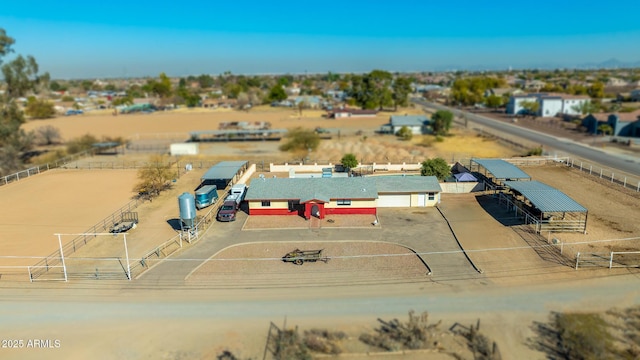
[217,200,238,222]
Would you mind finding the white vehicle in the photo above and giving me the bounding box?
[230,184,247,201]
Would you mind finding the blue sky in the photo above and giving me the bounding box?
[1,1,640,79]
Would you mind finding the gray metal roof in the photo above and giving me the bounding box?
[201,161,248,181]
[390,115,429,127]
[374,176,442,193]
[190,129,287,137]
[245,177,378,201]
[504,180,587,213]
[472,158,531,180]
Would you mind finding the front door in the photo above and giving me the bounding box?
[311,204,320,218]
[417,193,426,207]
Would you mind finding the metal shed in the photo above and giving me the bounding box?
[502,180,588,233]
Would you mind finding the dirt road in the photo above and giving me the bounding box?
[1,272,639,360]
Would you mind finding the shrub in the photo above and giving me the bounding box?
[396,126,413,141]
[555,313,613,360]
[526,147,543,156]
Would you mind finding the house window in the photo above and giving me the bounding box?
[337,199,351,206]
[261,200,271,207]
[428,193,435,201]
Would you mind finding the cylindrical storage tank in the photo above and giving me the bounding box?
[178,192,196,228]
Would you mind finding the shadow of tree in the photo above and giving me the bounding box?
[525,314,565,360]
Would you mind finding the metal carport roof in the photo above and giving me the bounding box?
[472,159,531,180]
[201,161,248,181]
[504,180,587,212]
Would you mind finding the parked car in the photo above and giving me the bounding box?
[65,109,84,116]
[217,200,238,222]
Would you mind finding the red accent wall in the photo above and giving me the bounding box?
[250,207,376,216]
[325,207,377,215]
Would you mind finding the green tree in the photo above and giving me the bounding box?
[431,110,453,136]
[340,153,358,169]
[571,101,599,116]
[350,70,394,110]
[588,81,605,99]
[133,155,178,198]
[24,97,55,119]
[197,74,214,89]
[279,127,320,153]
[485,94,503,109]
[267,84,287,102]
[176,87,200,107]
[396,126,413,141]
[143,72,172,98]
[49,81,63,92]
[421,158,450,180]
[597,124,613,135]
[112,95,133,106]
[519,100,540,117]
[1,28,47,175]
[392,76,412,110]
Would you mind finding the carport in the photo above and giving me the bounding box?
[470,158,531,192]
[200,161,248,189]
[501,180,588,233]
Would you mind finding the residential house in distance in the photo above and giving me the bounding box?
[379,115,430,135]
[582,109,640,137]
[483,88,523,98]
[328,108,378,119]
[506,93,591,117]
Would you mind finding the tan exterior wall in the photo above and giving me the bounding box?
[409,193,440,207]
[248,200,289,210]
[324,199,376,209]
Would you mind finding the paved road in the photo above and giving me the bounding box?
[413,99,640,177]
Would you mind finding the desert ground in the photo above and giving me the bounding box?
[1,107,639,359]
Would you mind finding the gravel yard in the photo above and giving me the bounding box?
[187,241,429,288]
[242,214,378,230]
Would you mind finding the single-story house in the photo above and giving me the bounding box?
[328,108,378,119]
[374,176,441,207]
[380,115,430,135]
[245,177,378,219]
[582,110,640,137]
[507,93,591,117]
[245,175,442,218]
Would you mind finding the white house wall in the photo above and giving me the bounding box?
[377,194,411,207]
[561,99,589,115]
[540,98,562,117]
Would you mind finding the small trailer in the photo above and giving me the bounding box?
[110,212,139,234]
[282,248,329,265]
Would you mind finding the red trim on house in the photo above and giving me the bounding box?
[249,209,298,215]
[325,207,377,215]
[250,207,376,216]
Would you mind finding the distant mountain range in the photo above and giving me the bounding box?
[431,58,640,72]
